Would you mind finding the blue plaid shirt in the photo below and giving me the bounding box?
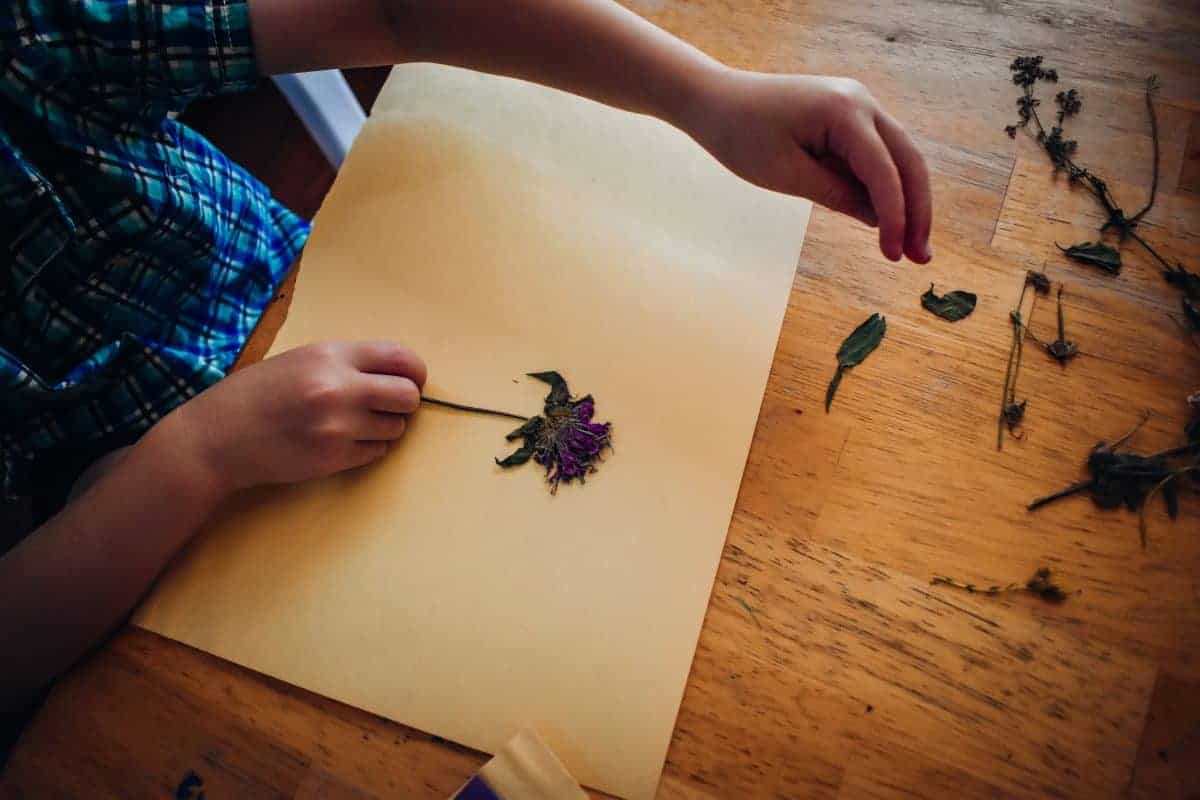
[1,0,308,499]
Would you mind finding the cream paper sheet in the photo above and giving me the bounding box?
[134,64,810,800]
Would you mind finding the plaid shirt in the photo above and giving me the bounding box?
[0,0,308,500]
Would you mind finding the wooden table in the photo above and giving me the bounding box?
[3,1,1199,797]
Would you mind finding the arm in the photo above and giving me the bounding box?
[248,0,933,263]
[0,422,223,701]
[251,0,714,128]
[0,342,425,703]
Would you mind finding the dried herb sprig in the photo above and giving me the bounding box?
[1006,63,1164,263]
[1021,282,1080,365]
[1027,413,1199,546]
[998,271,1049,447]
[931,567,1071,605]
[1006,61,1197,337]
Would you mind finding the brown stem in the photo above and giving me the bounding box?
[1128,229,1175,273]
[1056,286,1067,342]
[1130,76,1160,223]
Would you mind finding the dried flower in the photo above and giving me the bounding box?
[422,372,612,493]
[496,372,612,493]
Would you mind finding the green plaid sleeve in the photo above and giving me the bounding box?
[5,0,260,116]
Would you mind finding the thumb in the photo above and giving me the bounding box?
[791,156,879,228]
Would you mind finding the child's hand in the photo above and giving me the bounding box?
[686,69,933,264]
[164,342,426,494]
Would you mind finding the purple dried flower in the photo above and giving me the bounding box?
[495,372,612,493]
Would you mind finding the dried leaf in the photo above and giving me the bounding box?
[837,313,887,369]
[931,567,1071,604]
[1057,241,1121,274]
[921,284,978,321]
[826,314,886,413]
[527,371,569,407]
[495,444,535,468]
[505,417,542,442]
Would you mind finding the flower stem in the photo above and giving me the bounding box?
[1027,478,1095,511]
[931,576,1023,596]
[421,397,528,423]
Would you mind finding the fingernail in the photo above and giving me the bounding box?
[920,241,933,263]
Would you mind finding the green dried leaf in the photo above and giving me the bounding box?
[495,444,535,468]
[921,284,978,321]
[527,371,570,407]
[1057,241,1121,274]
[505,417,542,442]
[826,313,886,413]
[837,313,887,368]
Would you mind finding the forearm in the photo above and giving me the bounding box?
[251,0,726,130]
[0,416,224,702]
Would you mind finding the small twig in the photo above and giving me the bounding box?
[1057,286,1067,341]
[1109,410,1152,452]
[1130,76,1161,223]
[1127,229,1174,273]
[1146,442,1200,461]
[932,576,1024,595]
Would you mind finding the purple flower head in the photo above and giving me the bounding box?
[495,372,612,493]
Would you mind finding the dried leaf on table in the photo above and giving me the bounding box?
[826,313,886,413]
[921,284,978,321]
[1056,241,1121,274]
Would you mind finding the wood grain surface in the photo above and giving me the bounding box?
[3,1,1199,797]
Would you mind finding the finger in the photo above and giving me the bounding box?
[349,342,428,387]
[356,411,409,441]
[358,374,421,414]
[837,120,907,261]
[875,112,933,263]
[345,440,389,470]
[805,155,879,227]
